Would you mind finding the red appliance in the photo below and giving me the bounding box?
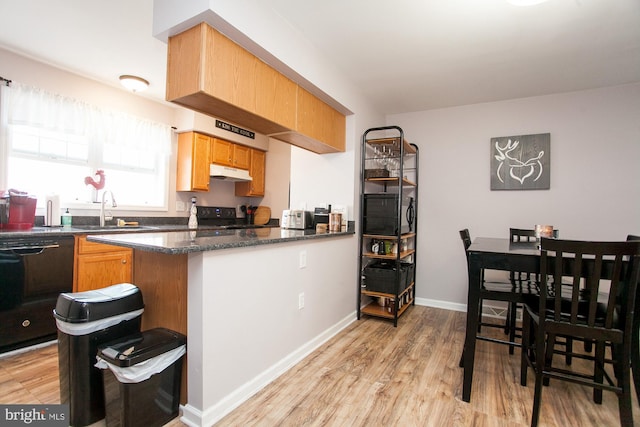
[1,189,37,230]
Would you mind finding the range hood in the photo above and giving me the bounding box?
[210,164,253,182]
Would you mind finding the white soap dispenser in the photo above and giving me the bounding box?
[188,197,198,229]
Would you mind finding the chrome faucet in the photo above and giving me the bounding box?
[100,190,117,227]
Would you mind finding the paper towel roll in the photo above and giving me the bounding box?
[45,194,61,226]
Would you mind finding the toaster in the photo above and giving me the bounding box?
[281,210,313,230]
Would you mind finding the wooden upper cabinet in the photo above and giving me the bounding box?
[211,138,251,170]
[232,144,251,169]
[210,138,233,166]
[269,88,346,153]
[254,60,297,130]
[165,23,203,102]
[176,132,211,192]
[166,22,345,154]
[235,149,266,197]
[167,23,293,136]
[295,87,346,153]
[210,29,257,113]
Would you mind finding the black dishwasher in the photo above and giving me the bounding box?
[0,235,74,353]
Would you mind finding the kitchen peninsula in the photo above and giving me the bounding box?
[87,226,355,426]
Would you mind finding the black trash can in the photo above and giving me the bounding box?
[53,283,144,427]
[96,328,187,427]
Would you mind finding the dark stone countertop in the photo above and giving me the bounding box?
[86,226,355,255]
[0,223,277,239]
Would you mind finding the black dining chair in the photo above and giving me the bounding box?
[627,234,640,406]
[507,228,560,355]
[459,229,538,361]
[520,238,640,427]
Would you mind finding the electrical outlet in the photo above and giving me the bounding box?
[298,293,305,309]
[175,201,186,212]
[299,250,307,268]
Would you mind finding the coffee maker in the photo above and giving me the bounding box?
[0,189,37,230]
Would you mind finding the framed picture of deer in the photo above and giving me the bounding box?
[490,133,550,190]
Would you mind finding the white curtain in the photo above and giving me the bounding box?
[0,83,9,188]
[3,82,171,208]
[7,82,171,154]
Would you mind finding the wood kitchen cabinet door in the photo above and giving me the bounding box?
[235,149,265,197]
[74,236,132,292]
[296,87,346,152]
[211,138,233,166]
[232,144,251,169]
[254,60,297,130]
[210,28,257,113]
[176,132,211,192]
[211,138,251,170]
[75,252,132,292]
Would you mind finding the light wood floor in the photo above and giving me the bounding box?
[1,306,638,426]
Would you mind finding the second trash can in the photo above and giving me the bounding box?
[54,283,144,427]
[96,327,187,427]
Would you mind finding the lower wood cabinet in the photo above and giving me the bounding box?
[74,236,132,292]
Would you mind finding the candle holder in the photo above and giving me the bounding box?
[534,224,554,248]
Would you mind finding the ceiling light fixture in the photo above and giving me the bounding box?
[119,75,149,92]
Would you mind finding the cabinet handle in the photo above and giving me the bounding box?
[122,259,127,264]
[22,319,31,327]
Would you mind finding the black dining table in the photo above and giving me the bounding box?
[460,237,640,403]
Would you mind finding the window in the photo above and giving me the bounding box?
[0,82,171,210]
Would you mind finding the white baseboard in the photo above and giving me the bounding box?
[414,296,465,313]
[0,339,57,359]
[415,297,511,320]
[181,311,357,427]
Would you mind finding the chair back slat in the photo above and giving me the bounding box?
[459,229,472,254]
[459,228,473,276]
[539,238,640,343]
[511,228,560,285]
[571,252,584,324]
[510,228,537,243]
[604,254,626,328]
[587,253,603,327]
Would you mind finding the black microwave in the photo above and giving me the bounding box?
[363,193,414,235]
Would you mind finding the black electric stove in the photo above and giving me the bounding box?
[195,206,240,227]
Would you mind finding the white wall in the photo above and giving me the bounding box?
[388,83,640,308]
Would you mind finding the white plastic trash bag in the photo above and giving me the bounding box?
[95,344,186,384]
[55,308,144,336]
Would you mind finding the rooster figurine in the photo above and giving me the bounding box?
[84,170,106,190]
